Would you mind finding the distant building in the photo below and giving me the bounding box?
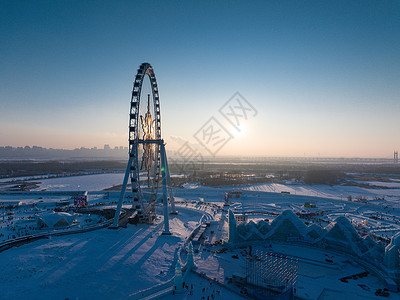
[304,202,317,208]
[0,201,22,208]
[227,190,242,198]
[73,192,88,206]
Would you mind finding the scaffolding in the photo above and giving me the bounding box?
[244,248,298,296]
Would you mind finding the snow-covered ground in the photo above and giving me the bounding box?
[1,173,400,299]
[1,207,203,300]
[195,240,394,299]
[242,182,400,204]
[2,172,399,204]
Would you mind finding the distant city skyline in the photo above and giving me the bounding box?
[1,1,399,158]
[0,144,398,161]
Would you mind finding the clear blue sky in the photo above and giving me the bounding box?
[1,1,399,157]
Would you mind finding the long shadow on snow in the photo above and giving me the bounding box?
[108,221,166,269]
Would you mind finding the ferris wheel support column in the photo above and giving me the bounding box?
[111,155,133,228]
[163,145,177,214]
[161,140,171,235]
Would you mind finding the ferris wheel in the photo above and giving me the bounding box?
[129,62,162,222]
[112,63,175,229]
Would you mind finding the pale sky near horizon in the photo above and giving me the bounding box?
[1,1,399,158]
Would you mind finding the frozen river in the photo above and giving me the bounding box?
[32,173,124,191]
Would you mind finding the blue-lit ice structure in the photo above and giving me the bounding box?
[227,209,400,288]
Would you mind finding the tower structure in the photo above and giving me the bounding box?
[173,260,185,294]
[394,151,398,164]
[186,242,195,270]
[228,209,238,245]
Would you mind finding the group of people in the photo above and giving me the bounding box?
[173,280,221,299]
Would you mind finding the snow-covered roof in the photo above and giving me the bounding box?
[271,209,309,236]
[36,212,76,228]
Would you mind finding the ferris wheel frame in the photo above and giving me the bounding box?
[129,63,162,221]
[112,62,175,230]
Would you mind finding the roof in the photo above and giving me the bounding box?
[36,212,76,228]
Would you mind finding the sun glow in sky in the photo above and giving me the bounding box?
[1,1,399,158]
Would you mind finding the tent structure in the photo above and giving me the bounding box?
[36,212,76,228]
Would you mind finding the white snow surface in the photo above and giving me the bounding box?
[242,182,400,202]
[34,173,125,191]
[1,174,400,299]
[1,208,202,300]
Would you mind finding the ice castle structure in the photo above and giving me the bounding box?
[226,209,400,286]
[186,242,195,270]
[384,232,400,282]
[173,260,184,294]
[228,209,238,244]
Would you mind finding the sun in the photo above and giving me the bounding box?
[232,124,247,138]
